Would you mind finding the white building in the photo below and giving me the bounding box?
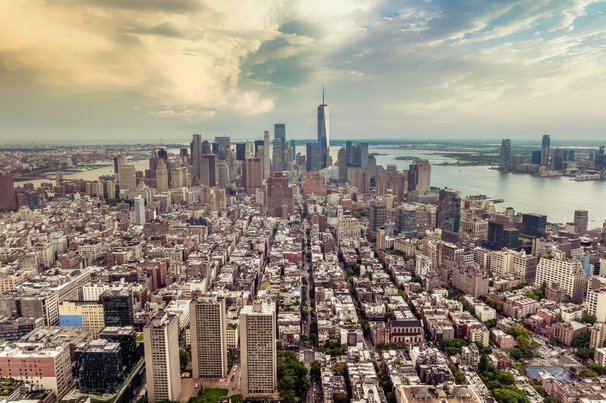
[134,195,146,225]
[535,251,587,302]
[586,277,606,323]
[240,300,277,396]
[144,312,182,402]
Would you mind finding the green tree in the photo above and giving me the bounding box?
[230,395,244,403]
[310,360,321,382]
[179,349,191,371]
[581,313,597,325]
[575,347,594,361]
[333,391,348,403]
[334,361,347,375]
[484,319,497,328]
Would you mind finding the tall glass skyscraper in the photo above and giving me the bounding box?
[317,88,330,169]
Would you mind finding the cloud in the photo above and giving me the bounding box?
[0,0,605,141]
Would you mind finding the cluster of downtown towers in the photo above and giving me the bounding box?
[188,94,331,185]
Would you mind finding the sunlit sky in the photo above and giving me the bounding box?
[1,0,605,143]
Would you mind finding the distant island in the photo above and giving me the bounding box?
[394,156,416,160]
[369,152,388,156]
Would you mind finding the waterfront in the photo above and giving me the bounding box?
[17,145,606,228]
[342,146,606,227]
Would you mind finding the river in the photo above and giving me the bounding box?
[18,145,606,228]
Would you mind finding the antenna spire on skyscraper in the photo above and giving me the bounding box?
[322,84,325,104]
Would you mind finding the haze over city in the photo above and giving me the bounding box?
[1,0,606,142]
[2,2,606,403]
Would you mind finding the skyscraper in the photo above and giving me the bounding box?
[272,137,283,173]
[113,154,127,187]
[214,136,231,160]
[190,295,228,379]
[101,289,134,327]
[521,213,547,237]
[541,134,550,166]
[134,195,146,225]
[337,147,347,181]
[155,159,169,192]
[368,198,387,242]
[200,154,217,187]
[289,139,296,163]
[407,159,431,192]
[0,172,17,210]
[317,88,330,169]
[437,189,461,233]
[359,142,369,169]
[500,139,512,171]
[243,158,263,194]
[306,142,322,172]
[235,143,246,161]
[274,123,286,171]
[191,134,202,180]
[118,165,136,193]
[486,221,519,250]
[263,131,270,180]
[240,300,277,396]
[267,173,293,218]
[574,209,589,235]
[144,312,182,402]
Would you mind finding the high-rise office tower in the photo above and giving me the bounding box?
[337,147,348,181]
[217,160,230,187]
[155,159,169,192]
[263,131,271,179]
[235,143,246,161]
[190,295,228,379]
[486,221,519,250]
[574,209,589,235]
[191,135,202,180]
[118,165,136,193]
[437,189,461,233]
[359,143,369,169]
[552,148,565,170]
[274,123,286,170]
[243,158,263,194]
[306,142,322,172]
[170,167,187,189]
[0,172,17,210]
[201,140,212,155]
[199,154,217,187]
[272,137,283,173]
[521,213,547,237]
[500,139,512,171]
[254,140,264,157]
[407,159,431,192]
[101,289,134,327]
[134,195,146,225]
[144,312,182,402]
[346,141,353,166]
[531,150,542,165]
[541,134,550,166]
[113,154,128,186]
[214,136,231,160]
[317,88,330,169]
[240,300,277,396]
[267,174,293,218]
[367,198,387,242]
[289,139,296,163]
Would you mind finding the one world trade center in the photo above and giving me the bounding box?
[317,87,330,169]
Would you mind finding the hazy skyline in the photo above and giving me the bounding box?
[1,0,605,142]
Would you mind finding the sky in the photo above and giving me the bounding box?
[1,0,605,143]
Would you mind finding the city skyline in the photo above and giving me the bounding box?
[1,1,606,142]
